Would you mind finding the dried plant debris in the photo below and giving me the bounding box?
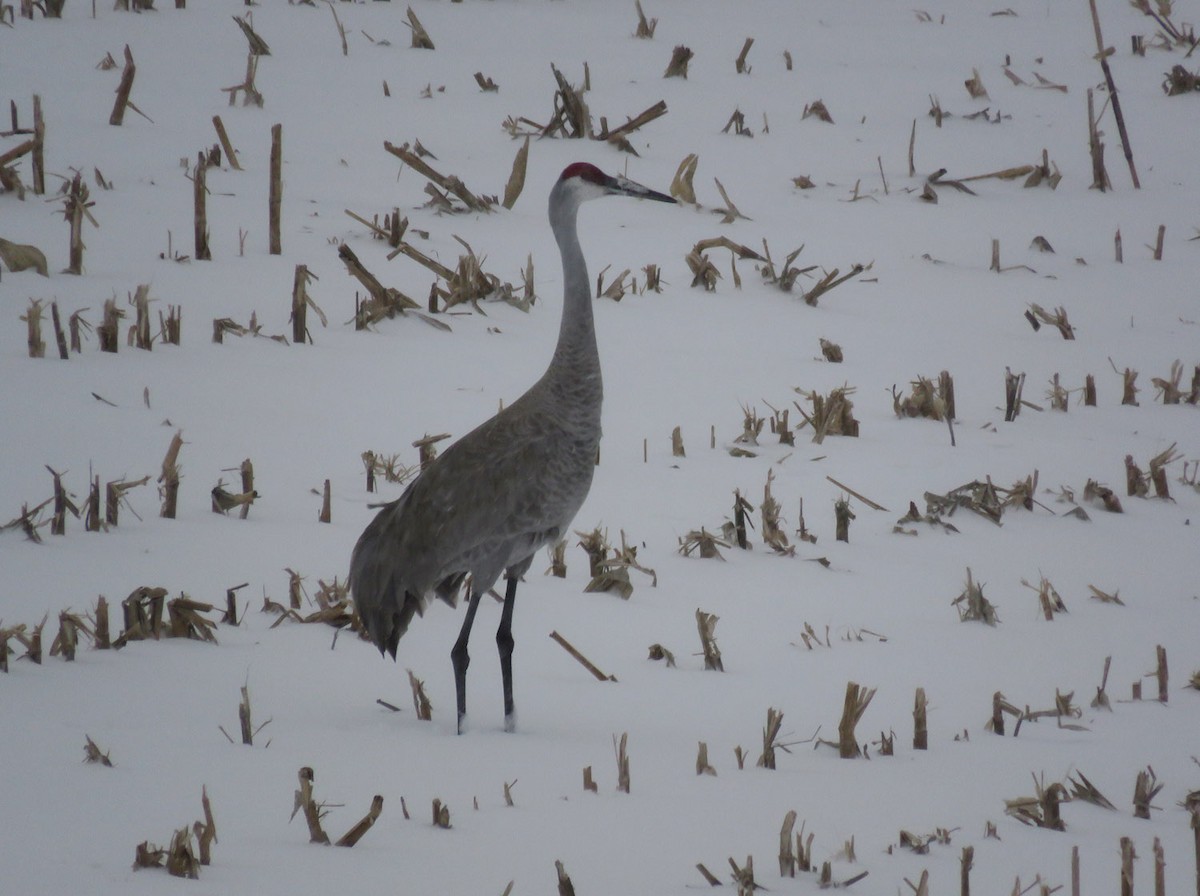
[407,669,433,720]
[384,141,493,212]
[1087,584,1125,606]
[818,338,843,362]
[1163,64,1200,95]
[1133,766,1165,819]
[758,241,814,292]
[964,68,989,99]
[921,472,1048,528]
[1003,66,1069,93]
[83,734,114,767]
[0,237,49,276]
[686,235,764,291]
[551,630,616,682]
[723,488,756,549]
[1025,303,1074,339]
[361,451,419,490]
[892,374,953,420]
[1021,574,1067,619]
[794,386,859,443]
[1083,478,1123,513]
[501,66,667,152]
[896,828,955,854]
[670,153,699,204]
[1067,770,1116,810]
[802,99,834,122]
[952,568,999,625]
[760,470,794,555]
[633,0,657,38]
[581,529,657,598]
[647,643,676,667]
[1151,360,1196,404]
[1005,773,1068,831]
[134,788,216,879]
[1127,443,1183,499]
[678,527,730,559]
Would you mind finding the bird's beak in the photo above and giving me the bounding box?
[609,174,676,204]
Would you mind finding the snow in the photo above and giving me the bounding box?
[2,0,1198,893]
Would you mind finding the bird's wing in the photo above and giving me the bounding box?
[350,398,596,654]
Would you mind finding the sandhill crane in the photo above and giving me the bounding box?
[350,162,675,733]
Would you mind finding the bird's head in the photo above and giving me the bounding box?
[556,162,676,205]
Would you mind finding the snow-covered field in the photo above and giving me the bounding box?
[2,1,1198,893]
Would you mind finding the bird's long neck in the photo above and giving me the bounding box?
[543,188,602,431]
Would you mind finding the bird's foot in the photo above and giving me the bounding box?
[503,710,517,733]
[456,712,468,735]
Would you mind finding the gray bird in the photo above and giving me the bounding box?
[350,162,675,733]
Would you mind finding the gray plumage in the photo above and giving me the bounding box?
[349,162,674,732]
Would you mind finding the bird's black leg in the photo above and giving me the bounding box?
[451,590,483,734]
[496,575,518,732]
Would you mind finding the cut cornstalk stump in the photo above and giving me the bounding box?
[838,682,876,758]
[913,688,928,750]
[1151,644,1168,704]
[193,152,211,261]
[1004,367,1027,421]
[696,608,724,671]
[94,595,111,649]
[757,707,787,769]
[109,45,138,127]
[634,0,657,38]
[672,425,686,457]
[60,171,97,276]
[834,496,855,543]
[614,732,631,793]
[556,860,576,896]
[158,430,184,519]
[664,45,694,78]
[269,123,282,255]
[318,479,331,523]
[779,810,798,876]
[291,767,331,845]
[696,741,716,776]
[195,786,217,865]
[1121,836,1137,896]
